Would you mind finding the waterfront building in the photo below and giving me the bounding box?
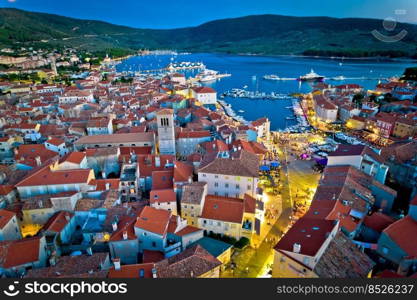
[192,86,217,105]
[313,94,338,123]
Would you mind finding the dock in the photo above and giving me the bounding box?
[223,89,292,100]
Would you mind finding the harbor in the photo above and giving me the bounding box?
[116,52,411,130]
[222,88,292,100]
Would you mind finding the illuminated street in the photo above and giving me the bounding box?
[221,133,321,278]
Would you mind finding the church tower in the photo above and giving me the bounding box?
[51,57,58,77]
[157,109,176,155]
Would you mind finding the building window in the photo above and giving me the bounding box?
[152,242,156,247]
[382,247,389,254]
[247,185,251,190]
[236,184,240,189]
[225,183,229,188]
[214,182,219,187]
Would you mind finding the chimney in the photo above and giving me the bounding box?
[113,258,121,271]
[293,243,301,253]
[123,231,128,240]
[152,268,157,278]
[155,155,161,167]
[86,247,93,256]
[105,183,111,190]
[64,213,70,222]
[112,222,118,232]
[101,171,106,179]
[190,270,194,277]
[35,156,42,166]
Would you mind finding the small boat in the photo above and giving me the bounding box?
[298,69,325,81]
[238,110,245,113]
[263,74,281,81]
[332,75,346,81]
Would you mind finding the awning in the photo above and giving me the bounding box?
[260,165,270,171]
[270,161,280,167]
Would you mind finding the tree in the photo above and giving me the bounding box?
[353,93,364,108]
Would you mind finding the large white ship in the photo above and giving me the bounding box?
[298,69,325,81]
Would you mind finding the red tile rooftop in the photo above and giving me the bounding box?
[175,225,202,237]
[0,209,15,229]
[74,132,154,145]
[16,166,92,187]
[63,151,86,164]
[134,206,171,236]
[46,138,65,146]
[201,195,244,224]
[110,216,137,242]
[177,130,211,139]
[154,244,221,278]
[328,144,365,157]
[274,218,337,256]
[174,161,193,182]
[383,216,417,257]
[0,236,42,269]
[108,262,155,278]
[42,211,73,233]
[89,178,120,191]
[363,212,395,233]
[151,169,174,190]
[150,189,176,204]
[193,86,216,93]
[143,250,165,263]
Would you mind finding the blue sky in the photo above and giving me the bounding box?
[1,0,416,28]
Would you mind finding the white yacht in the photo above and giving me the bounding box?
[298,69,325,81]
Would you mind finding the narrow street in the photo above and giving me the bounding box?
[221,133,321,278]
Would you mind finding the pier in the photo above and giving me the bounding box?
[222,89,293,100]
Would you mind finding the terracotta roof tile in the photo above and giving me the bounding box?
[201,195,244,224]
[154,244,221,278]
[134,206,171,236]
[0,209,15,229]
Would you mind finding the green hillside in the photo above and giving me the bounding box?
[1,8,417,57]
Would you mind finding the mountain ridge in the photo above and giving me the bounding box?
[1,8,417,58]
